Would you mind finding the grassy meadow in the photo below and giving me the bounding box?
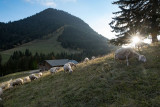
[0,28,81,64]
[0,43,160,107]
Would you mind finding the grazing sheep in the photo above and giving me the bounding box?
[84,57,89,62]
[63,63,73,73]
[23,76,31,83]
[0,79,12,90]
[50,67,59,74]
[37,72,43,77]
[0,83,9,90]
[115,48,146,66]
[29,74,38,81]
[67,62,76,67]
[10,78,23,86]
[92,56,96,60]
[0,84,5,90]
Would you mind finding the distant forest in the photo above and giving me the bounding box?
[0,49,108,76]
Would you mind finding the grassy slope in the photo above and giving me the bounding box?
[0,43,160,107]
[0,71,30,83]
[0,27,80,64]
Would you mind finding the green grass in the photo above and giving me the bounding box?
[0,28,81,64]
[0,43,160,107]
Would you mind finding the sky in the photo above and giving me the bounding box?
[0,0,119,39]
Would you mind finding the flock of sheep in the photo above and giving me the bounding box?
[50,56,95,74]
[0,47,147,101]
[0,72,43,101]
[0,58,94,101]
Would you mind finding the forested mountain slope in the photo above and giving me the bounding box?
[0,8,111,55]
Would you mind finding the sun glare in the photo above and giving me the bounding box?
[122,36,141,48]
[132,36,140,44]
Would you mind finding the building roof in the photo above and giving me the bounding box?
[45,59,78,67]
[68,60,78,64]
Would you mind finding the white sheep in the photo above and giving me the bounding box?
[84,57,89,62]
[23,76,31,83]
[29,74,38,81]
[10,78,23,86]
[37,72,43,77]
[0,79,12,90]
[0,84,5,90]
[67,62,76,67]
[115,48,146,66]
[0,83,9,90]
[63,63,73,73]
[50,67,60,74]
[92,56,96,60]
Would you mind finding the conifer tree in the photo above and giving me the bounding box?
[0,54,2,66]
[110,0,160,45]
[0,54,2,75]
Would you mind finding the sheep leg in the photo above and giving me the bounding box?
[126,57,129,66]
[64,69,67,73]
[125,51,131,66]
[125,54,130,66]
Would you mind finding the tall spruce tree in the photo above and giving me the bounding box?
[0,54,2,74]
[0,54,1,65]
[110,0,160,45]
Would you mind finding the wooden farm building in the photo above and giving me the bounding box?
[39,59,78,71]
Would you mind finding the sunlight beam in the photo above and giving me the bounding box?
[132,36,140,44]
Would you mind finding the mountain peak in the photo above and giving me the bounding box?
[42,8,57,12]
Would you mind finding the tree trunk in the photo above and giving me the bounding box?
[150,0,159,43]
[151,33,158,43]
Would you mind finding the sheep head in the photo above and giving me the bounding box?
[138,55,146,62]
[69,62,76,67]
[69,69,73,73]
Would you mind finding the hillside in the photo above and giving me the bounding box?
[0,43,160,106]
[0,27,80,64]
[0,8,112,63]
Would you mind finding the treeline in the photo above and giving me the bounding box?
[0,49,106,76]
